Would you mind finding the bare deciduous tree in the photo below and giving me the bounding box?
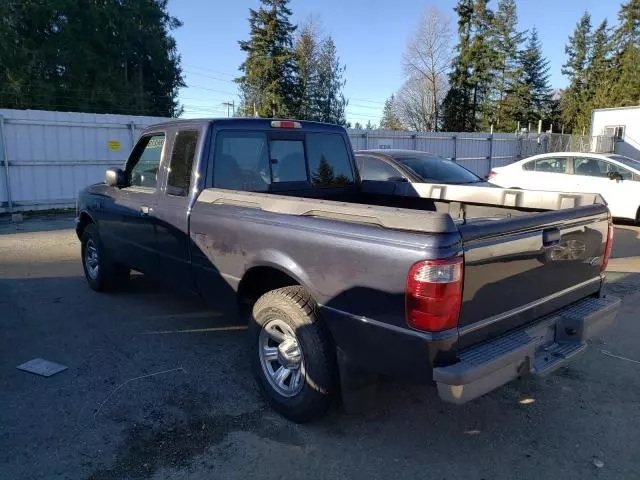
[402,7,453,131]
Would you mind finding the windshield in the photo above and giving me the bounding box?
[395,155,482,184]
[607,154,640,171]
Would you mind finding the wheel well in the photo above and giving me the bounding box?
[76,212,94,239]
[237,266,301,308]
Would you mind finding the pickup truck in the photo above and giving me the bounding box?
[76,118,620,422]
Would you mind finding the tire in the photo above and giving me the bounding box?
[249,286,335,423]
[81,223,129,292]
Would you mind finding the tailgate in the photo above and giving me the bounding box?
[457,204,610,349]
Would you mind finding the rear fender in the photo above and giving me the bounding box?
[244,249,322,303]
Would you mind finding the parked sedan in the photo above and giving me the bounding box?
[355,149,490,186]
[488,152,640,221]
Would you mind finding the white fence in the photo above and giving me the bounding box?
[350,130,615,175]
[0,108,615,213]
[0,109,167,213]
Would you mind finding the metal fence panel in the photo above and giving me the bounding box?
[0,109,616,213]
[0,109,168,212]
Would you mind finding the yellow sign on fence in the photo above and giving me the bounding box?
[107,140,121,151]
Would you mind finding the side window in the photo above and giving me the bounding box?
[270,140,307,183]
[605,162,632,180]
[213,131,270,191]
[573,158,609,178]
[127,134,165,188]
[523,161,535,171]
[360,156,403,181]
[307,134,355,187]
[534,157,568,173]
[167,130,199,196]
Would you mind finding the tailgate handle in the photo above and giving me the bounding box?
[543,228,561,247]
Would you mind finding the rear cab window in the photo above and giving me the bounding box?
[211,130,354,191]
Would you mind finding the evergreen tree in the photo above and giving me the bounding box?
[353,122,363,129]
[580,20,615,129]
[315,37,347,125]
[469,0,497,131]
[379,95,403,130]
[237,0,298,118]
[311,158,335,186]
[519,27,553,125]
[443,0,474,131]
[294,21,321,120]
[0,0,184,116]
[609,0,640,106]
[443,0,497,131]
[490,0,525,130]
[560,12,591,132]
[365,120,376,130]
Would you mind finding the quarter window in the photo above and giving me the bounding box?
[167,130,199,196]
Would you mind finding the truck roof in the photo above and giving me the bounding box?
[141,118,348,134]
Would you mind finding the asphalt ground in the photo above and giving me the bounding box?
[1,215,639,480]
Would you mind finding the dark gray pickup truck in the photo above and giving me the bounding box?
[76,118,620,422]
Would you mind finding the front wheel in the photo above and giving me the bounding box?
[249,286,335,423]
[81,224,129,291]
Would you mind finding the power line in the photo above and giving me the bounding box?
[183,70,237,84]
[182,64,238,78]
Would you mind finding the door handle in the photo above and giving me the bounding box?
[140,205,151,216]
[543,228,561,247]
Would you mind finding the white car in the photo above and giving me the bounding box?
[488,152,640,221]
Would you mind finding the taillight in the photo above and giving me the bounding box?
[487,170,497,179]
[601,221,614,272]
[406,256,463,332]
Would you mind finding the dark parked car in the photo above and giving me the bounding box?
[355,149,492,185]
[76,118,620,422]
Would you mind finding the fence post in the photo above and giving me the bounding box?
[487,134,493,171]
[412,134,417,150]
[365,132,369,149]
[128,121,136,150]
[0,115,14,214]
[452,135,457,161]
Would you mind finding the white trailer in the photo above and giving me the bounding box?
[590,106,640,160]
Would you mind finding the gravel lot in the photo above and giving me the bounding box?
[1,215,639,480]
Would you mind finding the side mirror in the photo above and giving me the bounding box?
[105,168,126,187]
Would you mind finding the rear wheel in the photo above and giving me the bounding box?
[81,224,129,291]
[249,286,335,423]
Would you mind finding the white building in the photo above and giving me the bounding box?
[590,106,640,160]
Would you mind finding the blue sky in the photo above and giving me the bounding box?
[168,0,618,124]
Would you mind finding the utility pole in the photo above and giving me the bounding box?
[222,101,235,118]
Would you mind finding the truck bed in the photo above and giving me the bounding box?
[195,182,609,354]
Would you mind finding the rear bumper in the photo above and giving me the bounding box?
[433,295,620,404]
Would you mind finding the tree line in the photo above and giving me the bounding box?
[381,0,639,134]
[0,0,184,117]
[1,0,636,133]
